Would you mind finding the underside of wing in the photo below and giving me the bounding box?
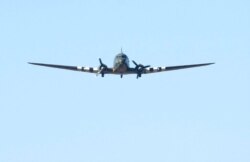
[144,63,214,74]
[28,62,113,74]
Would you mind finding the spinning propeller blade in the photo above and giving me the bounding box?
[132,60,150,79]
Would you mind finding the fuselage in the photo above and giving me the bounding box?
[113,53,130,73]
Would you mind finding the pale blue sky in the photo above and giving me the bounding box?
[0,0,249,162]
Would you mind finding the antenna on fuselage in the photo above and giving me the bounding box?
[121,47,123,54]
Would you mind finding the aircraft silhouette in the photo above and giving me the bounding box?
[29,49,214,79]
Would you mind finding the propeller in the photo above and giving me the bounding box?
[132,60,150,79]
[97,58,108,77]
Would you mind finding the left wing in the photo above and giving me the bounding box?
[144,63,214,74]
[28,62,113,74]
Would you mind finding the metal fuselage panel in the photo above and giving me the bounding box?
[113,53,130,74]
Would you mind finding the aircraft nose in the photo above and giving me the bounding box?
[119,58,126,64]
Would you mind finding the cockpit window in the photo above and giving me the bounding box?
[122,55,127,58]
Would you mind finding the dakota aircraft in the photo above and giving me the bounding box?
[28,49,214,79]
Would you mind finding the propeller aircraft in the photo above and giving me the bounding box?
[29,49,214,79]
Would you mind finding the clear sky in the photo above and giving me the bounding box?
[0,0,249,161]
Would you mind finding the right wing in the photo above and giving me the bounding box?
[28,62,113,74]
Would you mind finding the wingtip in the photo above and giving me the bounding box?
[203,62,215,66]
[28,62,40,66]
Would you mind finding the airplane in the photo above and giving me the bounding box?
[28,49,214,79]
